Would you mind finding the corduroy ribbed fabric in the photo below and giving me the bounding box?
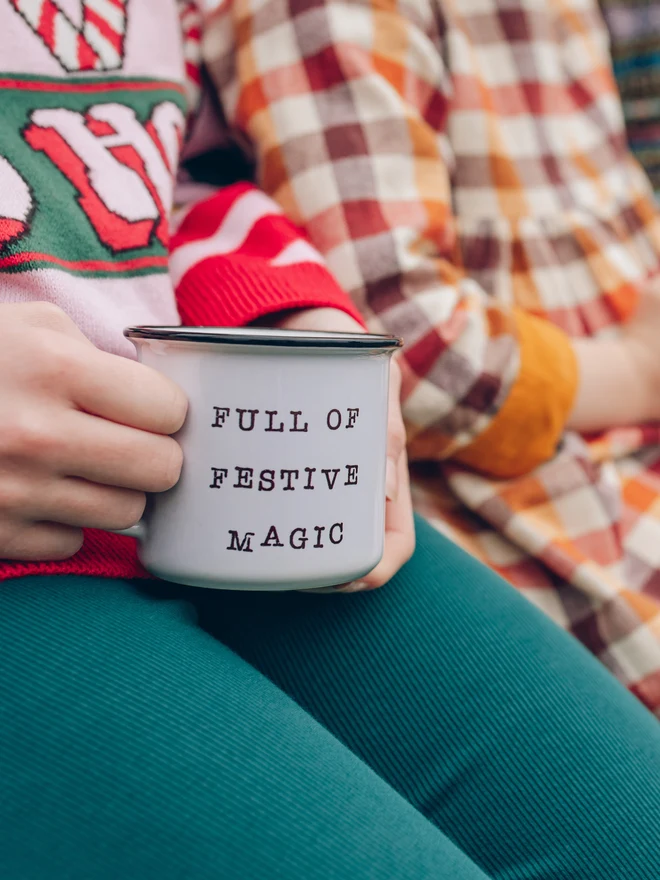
[1,518,659,879]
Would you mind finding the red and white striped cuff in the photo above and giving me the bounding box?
[170,182,364,328]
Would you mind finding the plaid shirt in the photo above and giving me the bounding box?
[201,0,660,716]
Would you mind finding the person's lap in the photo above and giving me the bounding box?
[1,517,659,879]
[0,570,489,880]
[187,516,660,880]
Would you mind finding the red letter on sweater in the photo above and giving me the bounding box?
[23,101,184,252]
[0,155,33,249]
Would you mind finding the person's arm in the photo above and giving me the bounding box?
[201,0,583,479]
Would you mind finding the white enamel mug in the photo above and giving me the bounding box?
[120,326,401,591]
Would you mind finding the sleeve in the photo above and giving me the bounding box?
[170,181,365,328]
[200,0,578,478]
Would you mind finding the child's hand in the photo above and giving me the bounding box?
[0,303,187,561]
[275,307,415,590]
[568,279,660,433]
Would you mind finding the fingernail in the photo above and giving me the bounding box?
[385,458,399,502]
[339,580,370,594]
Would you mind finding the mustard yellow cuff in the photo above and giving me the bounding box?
[452,310,578,479]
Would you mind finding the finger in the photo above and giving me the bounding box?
[342,453,415,592]
[389,354,403,397]
[0,520,83,561]
[52,410,184,493]
[12,303,186,434]
[275,307,365,334]
[20,477,146,531]
[307,454,415,595]
[385,361,406,502]
[68,347,188,436]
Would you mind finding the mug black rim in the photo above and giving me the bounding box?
[124,325,402,351]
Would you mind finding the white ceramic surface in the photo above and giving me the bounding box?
[123,327,398,591]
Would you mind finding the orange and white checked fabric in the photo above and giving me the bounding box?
[411,430,660,714]
[200,0,660,716]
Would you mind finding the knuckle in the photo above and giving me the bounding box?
[35,302,71,328]
[29,301,72,332]
[0,477,31,515]
[17,330,80,395]
[38,334,79,384]
[2,323,78,392]
[0,411,58,461]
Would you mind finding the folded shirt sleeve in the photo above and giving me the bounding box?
[200,0,579,478]
[443,311,577,478]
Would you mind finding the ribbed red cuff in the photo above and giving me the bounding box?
[175,257,365,328]
[0,530,149,583]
